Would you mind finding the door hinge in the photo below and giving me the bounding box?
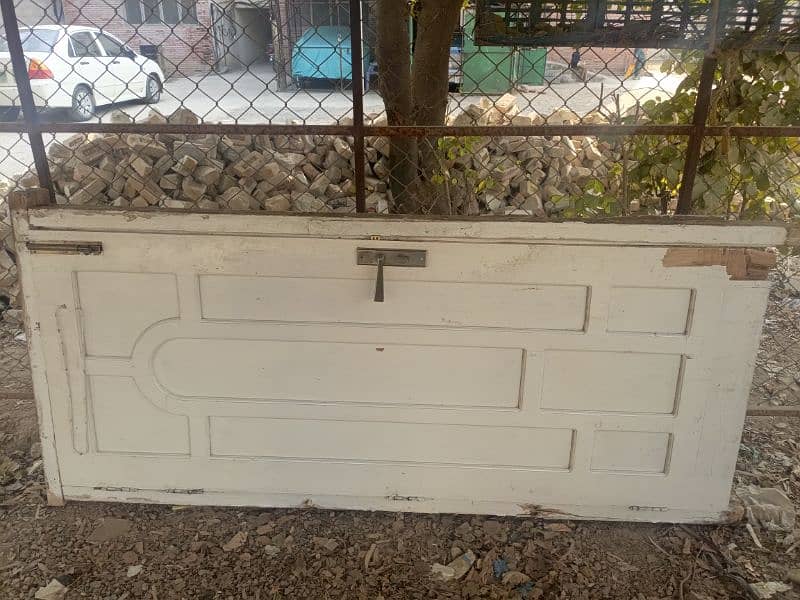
[27,241,103,255]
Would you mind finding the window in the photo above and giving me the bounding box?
[124,0,198,25]
[97,33,124,56]
[68,31,103,57]
[50,0,64,23]
[143,0,162,24]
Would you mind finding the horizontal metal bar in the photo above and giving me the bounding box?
[364,125,694,136]
[26,241,102,255]
[0,122,693,137]
[746,406,800,417]
[476,33,714,50]
[705,126,800,137]
[0,122,358,136]
[0,391,34,400]
[0,122,797,138]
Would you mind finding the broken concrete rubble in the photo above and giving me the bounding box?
[293,192,327,213]
[431,549,477,581]
[737,485,796,532]
[34,579,67,600]
[5,101,618,245]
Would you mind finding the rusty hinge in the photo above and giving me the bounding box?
[27,241,103,255]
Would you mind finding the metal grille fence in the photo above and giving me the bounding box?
[0,0,798,409]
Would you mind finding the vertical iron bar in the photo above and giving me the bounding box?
[624,0,634,26]
[675,0,720,214]
[743,0,755,32]
[349,0,366,213]
[675,56,716,214]
[770,0,787,33]
[680,0,691,34]
[270,0,290,91]
[649,0,664,35]
[0,0,53,200]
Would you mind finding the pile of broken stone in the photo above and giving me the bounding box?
[11,93,615,216]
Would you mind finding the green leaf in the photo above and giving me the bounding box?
[756,171,771,192]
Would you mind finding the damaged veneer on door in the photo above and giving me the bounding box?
[662,247,776,280]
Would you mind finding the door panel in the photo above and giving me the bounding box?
[153,338,526,408]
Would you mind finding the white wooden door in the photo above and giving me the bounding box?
[12,206,785,522]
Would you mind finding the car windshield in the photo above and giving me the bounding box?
[0,29,59,52]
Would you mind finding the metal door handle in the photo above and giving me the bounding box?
[374,254,385,302]
[357,248,426,303]
[80,61,89,65]
[111,60,120,64]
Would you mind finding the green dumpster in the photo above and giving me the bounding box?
[460,10,546,93]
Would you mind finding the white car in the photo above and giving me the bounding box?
[0,25,164,121]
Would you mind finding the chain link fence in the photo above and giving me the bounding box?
[0,0,798,405]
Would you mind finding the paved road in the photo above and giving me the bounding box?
[0,63,681,179]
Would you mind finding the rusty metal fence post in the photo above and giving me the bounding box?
[675,0,721,214]
[348,0,366,212]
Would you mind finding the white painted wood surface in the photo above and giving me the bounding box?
[11,208,785,522]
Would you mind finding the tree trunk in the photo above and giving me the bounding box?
[374,0,463,214]
[411,0,463,214]
[375,0,418,212]
[411,0,462,127]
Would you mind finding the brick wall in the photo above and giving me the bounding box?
[62,0,216,77]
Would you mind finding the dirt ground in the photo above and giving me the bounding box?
[4,269,800,599]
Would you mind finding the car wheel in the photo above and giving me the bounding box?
[145,75,161,104]
[69,85,95,121]
[0,107,20,122]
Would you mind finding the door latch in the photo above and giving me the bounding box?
[357,248,427,303]
[27,241,103,255]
